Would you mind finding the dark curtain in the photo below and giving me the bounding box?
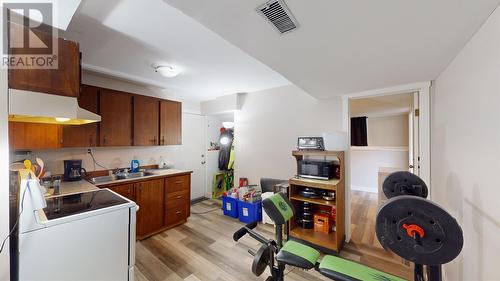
[351,117,368,146]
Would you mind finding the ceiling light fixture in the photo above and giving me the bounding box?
[153,65,181,78]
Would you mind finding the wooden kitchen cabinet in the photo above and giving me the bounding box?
[164,174,191,224]
[165,175,191,194]
[164,190,190,227]
[133,95,159,146]
[99,89,133,146]
[159,100,182,145]
[9,122,62,150]
[100,172,192,240]
[108,183,135,202]
[8,29,81,98]
[135,179,165,238]
[62,85,99,147]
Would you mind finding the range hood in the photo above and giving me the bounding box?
[9,89,101,125]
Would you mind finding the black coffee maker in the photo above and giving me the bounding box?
[63,160,87,182]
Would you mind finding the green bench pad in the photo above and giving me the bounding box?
[276,240,320,270]
[318,255,407,281]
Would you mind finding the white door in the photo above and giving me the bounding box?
[408,111,414,173]
[182,113,206,200]
[409,92,420,175]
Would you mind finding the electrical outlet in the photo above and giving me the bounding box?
[87,149,92,154]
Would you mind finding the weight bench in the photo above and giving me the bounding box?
[276,238,404,281]
[235,172,463,281]
[235,193,406,280]
[264,193,405,281]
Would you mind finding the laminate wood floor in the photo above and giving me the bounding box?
[135,191,412,281]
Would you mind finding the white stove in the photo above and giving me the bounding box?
[18,179,137,281]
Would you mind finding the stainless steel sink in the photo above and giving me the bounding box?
[89,171,155,184]
[89,175,118,184]
[120,171,154,179]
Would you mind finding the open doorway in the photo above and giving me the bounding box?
[205,112,235,200]
[344,90,427,277]
[349,93,414,196]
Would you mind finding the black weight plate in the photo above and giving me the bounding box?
[252,244,271,276]
[376,196,463,265]
[383,171,428,199]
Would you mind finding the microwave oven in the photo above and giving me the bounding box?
[297,160,339,180]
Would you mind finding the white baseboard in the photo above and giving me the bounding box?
[351,185,378,193]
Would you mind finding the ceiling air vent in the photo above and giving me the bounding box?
[257,0,299,34]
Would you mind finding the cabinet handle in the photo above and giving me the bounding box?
[175,211,181,215]
[103,136,107,145]
[152,136,157,144]
[161,136,165,145]
[176,195,182,199]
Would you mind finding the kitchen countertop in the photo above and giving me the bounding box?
[45,180,99,198]
[93,169,192,187]
[43,169,192,197]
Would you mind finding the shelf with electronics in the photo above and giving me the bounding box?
[288,150,345,254]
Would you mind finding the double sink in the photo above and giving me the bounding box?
[89,171,155,185]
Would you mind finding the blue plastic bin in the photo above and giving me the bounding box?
[222,196,239,218]
[238,200,262,224]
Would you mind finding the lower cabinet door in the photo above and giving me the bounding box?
[135,179,165,238]
[165,190,189,208]
[164,203,189,227]
[108,183,135,201]
[164,175,190,193]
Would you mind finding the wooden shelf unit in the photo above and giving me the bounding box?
[288,150,345,254]
[290,227,337,250]
[289,195,336,207]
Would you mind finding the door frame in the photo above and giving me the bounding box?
[341,81,431,242]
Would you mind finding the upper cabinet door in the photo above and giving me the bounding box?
[133,95,159,146]
[62,85,99,147]
[100,89,133,146]
[160,100,182,145]
[8,33,81,98]
[9,122,62,150]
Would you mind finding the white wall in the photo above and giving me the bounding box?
[206,115,223,149]
[432,5,500,280]
[234,84,343,185]
[25,146,181,175]
[350,148,408,193]
[0,68,10,280]
[350,114,409,193]
[367,115,409,147]
[201,93,241,116]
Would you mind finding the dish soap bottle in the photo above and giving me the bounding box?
[130,159,140,173]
